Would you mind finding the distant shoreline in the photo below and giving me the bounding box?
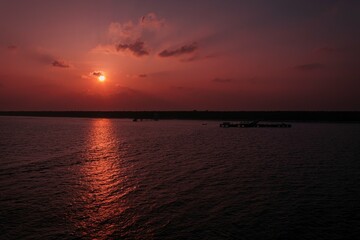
[0,111,359,123]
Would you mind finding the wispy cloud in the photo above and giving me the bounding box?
[295,63,324,71]
[109,12,165,42]
[140,12,165,29]
[115,40,149,57]
[94,13,166,56]
[52,60,70,68]
[180,54,217,62]
[7,45,17,51]
[29,48,72,69]
[158,42,198,57]
[91,44,116,54]
[93,13,203,60]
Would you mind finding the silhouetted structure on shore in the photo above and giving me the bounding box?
[220,120,291,128]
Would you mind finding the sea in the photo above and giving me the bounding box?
[0,116,359,239]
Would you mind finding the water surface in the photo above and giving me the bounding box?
[0,117,359,239]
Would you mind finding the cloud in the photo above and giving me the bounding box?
[90,71,104,77]
[52,60,70,68]
[109,13,165,42]
[138,74,147,78]
[109,21,139,42]
[158,42,198,57]
[140,12,165,29]
[213,78,232,83]
[101,13,165,57]
[30,48,71,68]
[180,54,217,62]
[180,56,198,62]
[115,40,149,57]
[91,44,117,54]
[295,63,324,71]
[7,45,17,51]
[33,52,54,64]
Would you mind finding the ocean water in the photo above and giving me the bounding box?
[0,116,359,239]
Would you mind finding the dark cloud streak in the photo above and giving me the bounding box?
[159,42,198,57]
[90,71,103,77]
[115,40,149,57]
[52,60,70,68]
[32,51,71,69]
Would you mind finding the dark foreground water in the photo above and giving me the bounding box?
[0,117,359,239]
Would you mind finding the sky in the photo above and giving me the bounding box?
[0,0,359,111]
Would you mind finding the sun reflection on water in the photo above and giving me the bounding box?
[73,119,131,239]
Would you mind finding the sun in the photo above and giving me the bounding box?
[98,75,106,82]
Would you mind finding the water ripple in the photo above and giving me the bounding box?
[1,118,360,239]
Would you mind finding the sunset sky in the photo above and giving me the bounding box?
[0,0,359,110]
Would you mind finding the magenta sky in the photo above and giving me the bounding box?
[0,0,359,110]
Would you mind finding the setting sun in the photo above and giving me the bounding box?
[98,75,106,82]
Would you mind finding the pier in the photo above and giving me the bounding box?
[220,121,291,128]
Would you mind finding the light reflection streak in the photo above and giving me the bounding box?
[74,119,130,239]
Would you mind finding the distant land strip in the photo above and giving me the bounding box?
[0,111,360,122]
